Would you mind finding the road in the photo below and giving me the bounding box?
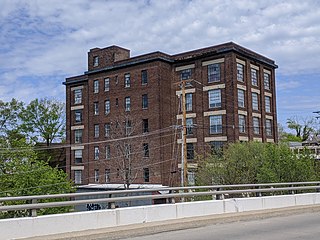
[121,211,320,240]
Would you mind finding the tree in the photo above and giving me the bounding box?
[287,116,316,141]
[196,142,319,186]
[107,113,147,189]
[0,98,24,136]
[20,98,65,146]
[0,136,74,218]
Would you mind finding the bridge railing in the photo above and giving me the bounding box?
[1,181,320,217]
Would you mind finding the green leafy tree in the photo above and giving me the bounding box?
[196,142,319,186]
[0,98,24,136]
[20,98,65,146]
[287,116,315,141]
[0,137,74,218]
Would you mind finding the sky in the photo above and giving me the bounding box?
[0,0,319,129]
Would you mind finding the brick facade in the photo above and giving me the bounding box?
[64,42,278,187]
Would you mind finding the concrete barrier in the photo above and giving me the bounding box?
[1,193,320,240]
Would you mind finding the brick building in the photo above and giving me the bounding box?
[64,42,278,187]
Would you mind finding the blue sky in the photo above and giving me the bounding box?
[0,0,319,130]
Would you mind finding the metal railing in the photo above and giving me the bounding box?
[1,181,320,217]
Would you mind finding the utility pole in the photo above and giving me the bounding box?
[180,81,188,187]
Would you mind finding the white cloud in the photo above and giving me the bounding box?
[0,0,320,125]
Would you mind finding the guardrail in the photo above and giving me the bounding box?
[1,181,320,217]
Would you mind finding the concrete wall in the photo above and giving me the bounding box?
[2,193,320,240]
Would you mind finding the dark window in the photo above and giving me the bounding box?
[210,141,224,156]
[106,145,111,160]
[94,102,99,115]
[185,93,192,111]
[186,118,193,135]
[125,119,132,136]
[238,89,245,108]
[143,168,150,182]
[105,169,110,183]
[94,169,99,182]
[94,146,99,160]
[265,96,271,113]
[142,119,149,133]
[116,98,119,107]
[75,129,82,143]
[208,63,220,82]
[94,80,99,93]
[141,70,148,85]
[143,143,149,157]
[266,119,272,136]
[104,78,110,91]
[181,69,192,80]
[187,143,194,160]
[94,124,99,138]
[239,115,246,133]
[142,94,148,109]
[105,123,110,137]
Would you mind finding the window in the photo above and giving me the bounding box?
[253,117,260,134]
[141,70,148,85]
[181,69,192,80]
[142,119,149,133]
[94,124,99,138]
[208,63,220,82]
[105,169,110,183]
[142,94,148,109]
[125,119,132,136]
[74,89,82,104]
[116,98,119,107]
[186,118,193,135]
[104,78,110,91]
[187,143,194,160]
[210,115,222,134]
[266,119,272,136]
[210,141,224,155]
[74,149,82,163]
[106,145,111,160]
[94,169,99,182]
[265,96,271,113]
[94,80,99,93]
[94,146,99,160]
[94,102,99,115]
[237,63,244,81]
[238,89,245,108]
[115,75,118,85]
[252,93,259,110]
[105,100,110,115]
[124,73,131,88]
[75,129,82,143]
[251,68,258,86]
[124,144,131,159]
[185,93,192,111]
[143,168,150,182]
[75,110,82,123]
[208,89,221,108]
[264,73,270,90]
[239,115,246,133]
[74,170,82,184]
[143,143,149,157]
[125,97,131,111]
[188,171,195,186]
[105,123,110,137]
[93,56,99,67]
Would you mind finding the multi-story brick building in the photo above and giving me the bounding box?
[64,42,278,187]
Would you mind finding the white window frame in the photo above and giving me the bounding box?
[104,78,110,92]
[74,149,82,163]
[251,68,258,86]
[185,93,192,111]
[93,56,99,67]
[239,115,246,133]
[210,115,222,134]
[125,97,131,111]
[105,100,110,115]
[264,73,271,90]
[265,96,271,113]
[74,89,82,104]
[208,63,220,83]
[253,117,260,134]
[94,146,99,160]
[125,73,131,88]
[238,89,245,108]
[266,119,272,136]
[208,89,221,108]
[94,124,99,138]
[74,170,82,184]
[237,63,244,81]
[252,93,259,110]
[94,80,99,93]
[75,129,82,143]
